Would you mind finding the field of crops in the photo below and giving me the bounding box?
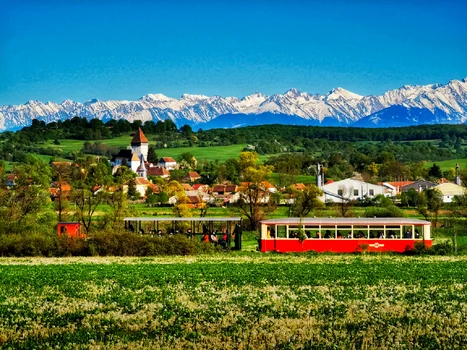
[1,255,466,349]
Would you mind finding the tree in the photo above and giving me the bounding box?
[178,152,196,169]
[105,166,134,230]
[173,195,192,217]
[69,157,111,234]
[180,124,193,137]
[0,155,52,232]
[147,145,158,164]
[290,185,324,217]
[335,186,355,217]
[428,163,443,180]
[417,188,443,226]
[236,153,274,229]
[51,162,72,222]
[127,178,137,199]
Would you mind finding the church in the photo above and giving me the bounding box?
[110,127,149,178]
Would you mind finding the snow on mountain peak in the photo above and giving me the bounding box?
[0,77,466,131]
[181,94,210,101]
[140,93,173,102]
[326,87,363,101]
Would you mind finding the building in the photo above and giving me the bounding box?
[111,128,149,177]
[380,181,414,196]
[321,178,389,203]
[130,127,149,162]
[146,165,170,178]
[401,180,437,192]
[158,157,177,170]
[433,183,464,203]
[123,177,158,198]
[49,181,72,200]
[183,171,201,183]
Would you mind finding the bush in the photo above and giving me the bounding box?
[0,231,220,257]
[427,241,452,255]
[364,205,405,218]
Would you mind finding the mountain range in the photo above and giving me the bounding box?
[0,78,466,131]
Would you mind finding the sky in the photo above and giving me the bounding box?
[0,0,466,105]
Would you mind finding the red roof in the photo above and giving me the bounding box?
[134,177,152,185]
[183,171,201,180]
[187,195,202,204]
[131,128,149,145]
[50,181,72,192]
[147,166,170,176]
[182,183,194,191]
[193,184,209,190]
[213,184,238,193]
[292,183,307,190]
[160,157,176,163]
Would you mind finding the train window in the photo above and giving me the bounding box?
[276,225,287,238]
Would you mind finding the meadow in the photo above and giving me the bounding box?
[0,255,466,349]
[424,158,467,172]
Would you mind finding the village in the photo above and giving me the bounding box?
[35,127,465,211]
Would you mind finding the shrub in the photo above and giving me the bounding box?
[0,231,220,257]
[427,241,452,255]
[364,205,405,218]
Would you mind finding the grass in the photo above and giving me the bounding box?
[43,135,272,163]
[424,158,467,172]
[1,255,467,349]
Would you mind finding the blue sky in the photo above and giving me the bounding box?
[1,0,466,105]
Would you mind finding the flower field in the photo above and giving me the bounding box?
[1,255,467,349]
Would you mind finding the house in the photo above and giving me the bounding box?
[240,181,276,193]
[238,182,275,204]
[49,181,72,200]
[146,165,170,178]
[401,180,437,192]
[291,183,307,191]
[124,177,158,197]
[158,157,177,170]
[212,184,238,195]
[192,184,210,192]
[182,183,194,191]
[433,183,464,203]
[380,181,414,195]
[6,174,17,187]
[212,184,239,204]
[183,171,201,183]
[321,178,389,203]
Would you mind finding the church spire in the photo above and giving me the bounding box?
[131,127,149,145]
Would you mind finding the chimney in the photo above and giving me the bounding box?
[455,163,461,186]
[316,164,322,189]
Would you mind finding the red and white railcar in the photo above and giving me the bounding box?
[258,218,431,253]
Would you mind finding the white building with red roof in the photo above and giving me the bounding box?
[111,128,150,178]
[158,157,177,170]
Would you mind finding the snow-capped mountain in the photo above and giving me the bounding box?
[0,78,466,131]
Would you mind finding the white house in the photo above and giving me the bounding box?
[123,177,158,198]
[433,183,464,203]
[321,178,389,203]
[158,157,177,170]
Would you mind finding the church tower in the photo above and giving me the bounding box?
[131,127,149,161]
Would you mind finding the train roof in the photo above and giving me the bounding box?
[124,217,242,222]
[260,217,431,226]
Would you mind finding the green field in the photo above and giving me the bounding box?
[424,158,467,172]
[43,136,272,163]
[0,255,466,349]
